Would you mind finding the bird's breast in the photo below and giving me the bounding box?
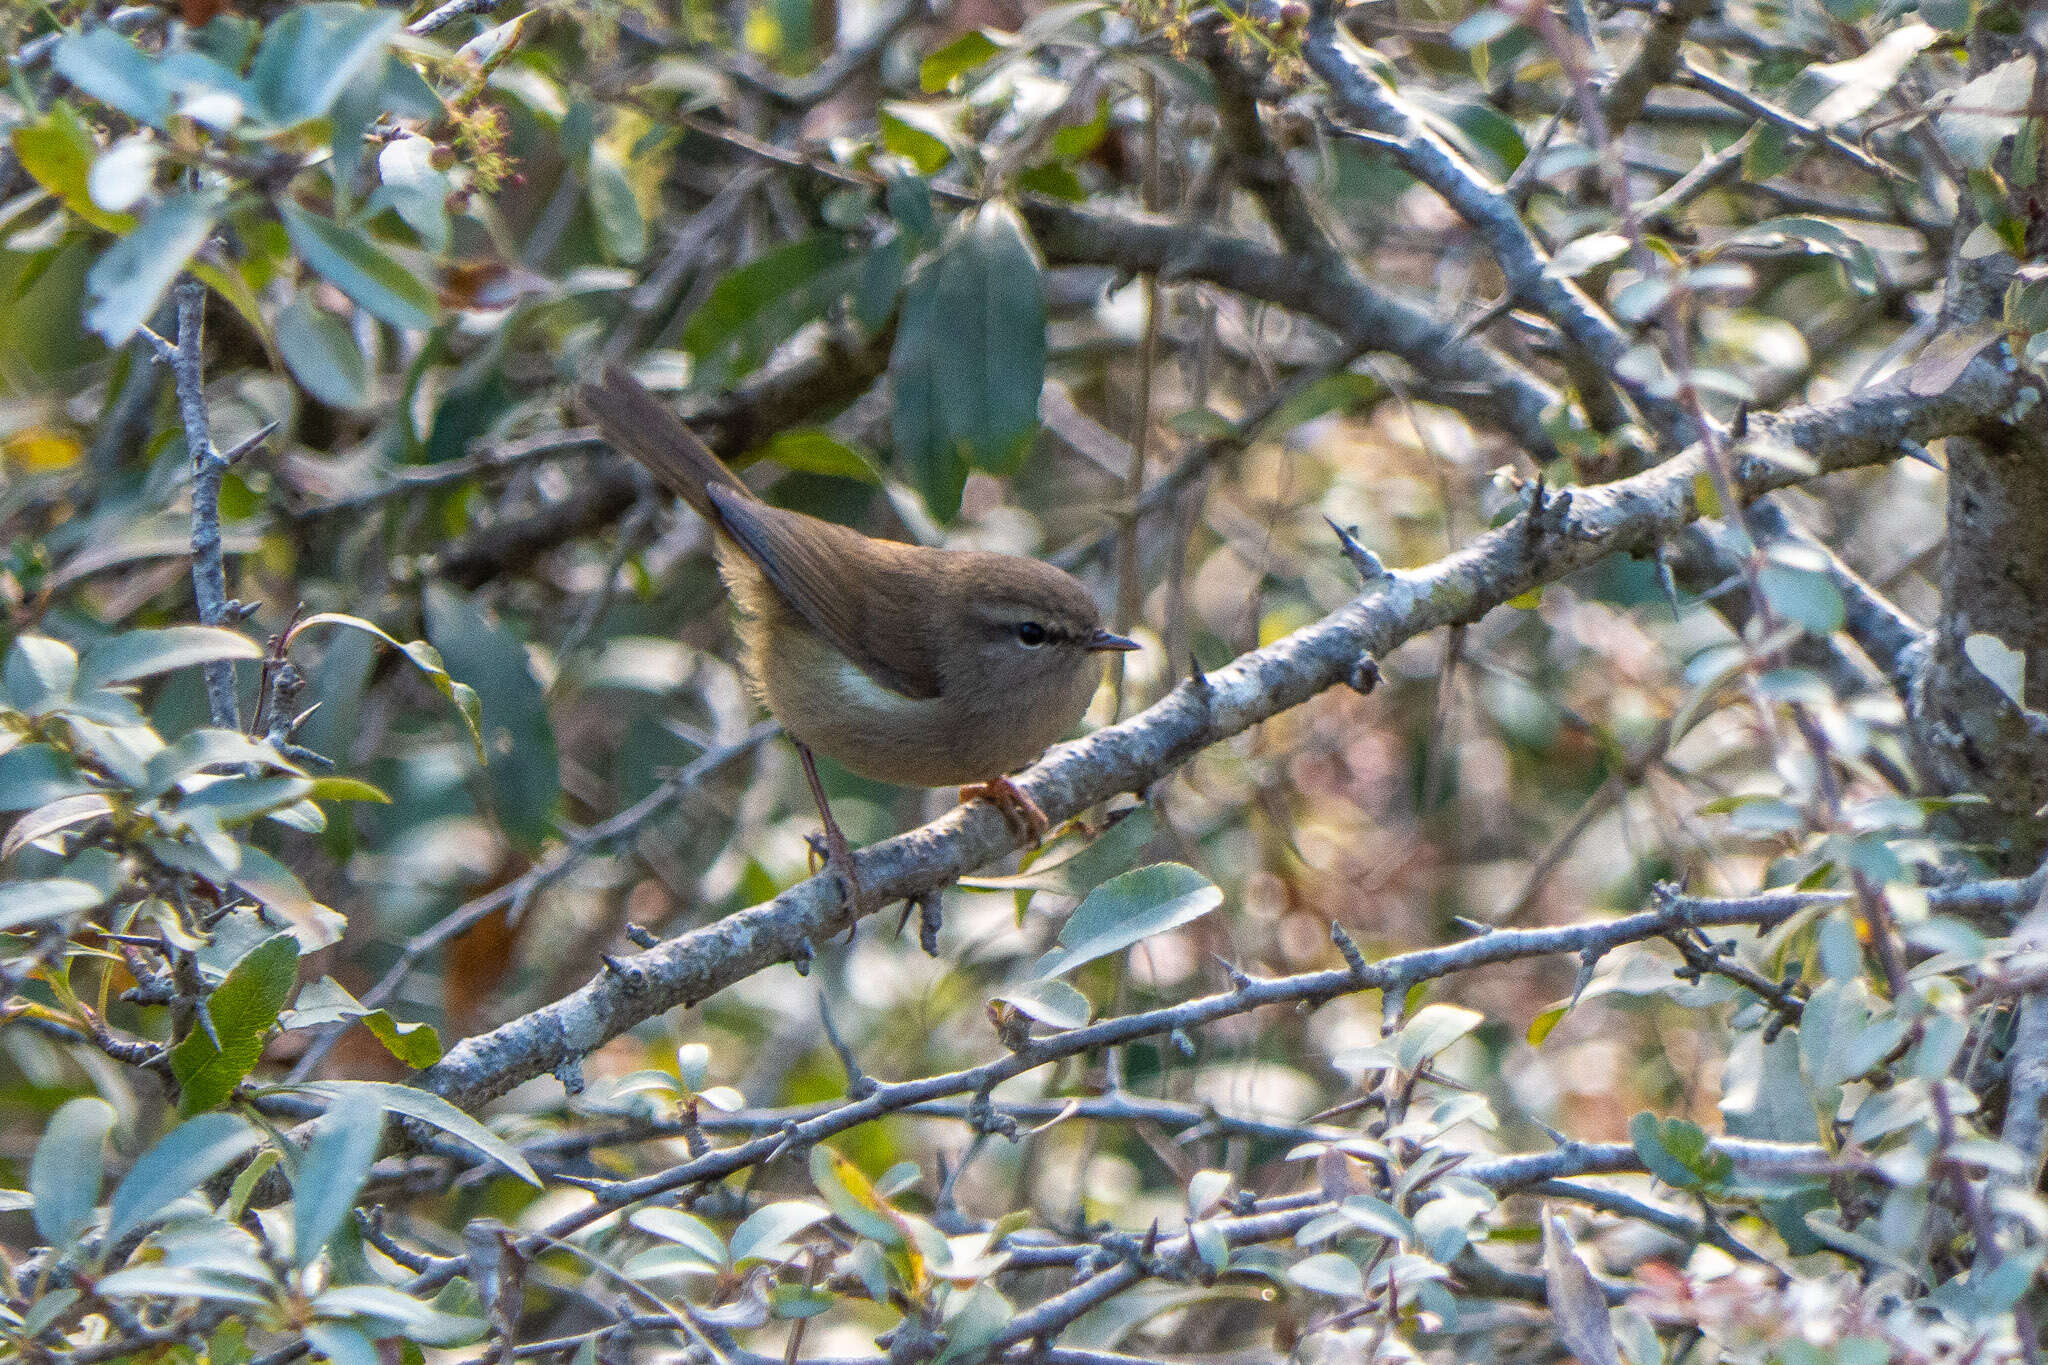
[750,622,1092,788]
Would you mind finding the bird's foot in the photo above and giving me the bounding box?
[961,775,1051,847]
[806,826,865,910]
[796,741,863,911]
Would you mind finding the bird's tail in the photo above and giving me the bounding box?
[574,364,753,525]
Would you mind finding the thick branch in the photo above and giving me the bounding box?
[1023,198,1564,460]
[152,278,240,728]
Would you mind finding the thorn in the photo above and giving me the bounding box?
[553,1057,585,1095]
[765,1119,805,1164]
[220,420,280,465]
[1330,922,1369,981]
[1451,916,1492,937]
[1655,544,1682,619]
[1900,438,1941,469]
[623,922,659,949]
[790,935,814,977]
[1568,947,1603,1008]
[1325,516,1389,583]
[1213,954,1254,991]
[599,953,632,976]
[226,598,262,621]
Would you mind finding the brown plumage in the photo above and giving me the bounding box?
[574,366,1136,793]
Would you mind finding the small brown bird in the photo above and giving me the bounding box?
[575,366,1137,905]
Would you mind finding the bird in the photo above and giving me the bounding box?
[574,365,1137,907]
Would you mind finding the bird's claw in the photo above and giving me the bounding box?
[806,827,864,910]
[961,775,1052,847]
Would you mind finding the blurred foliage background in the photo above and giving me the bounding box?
[1,0,2044,1360]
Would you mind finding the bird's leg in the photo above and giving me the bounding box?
[960,774,1051,847]
[797,742,863,909]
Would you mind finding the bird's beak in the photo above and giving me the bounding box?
[1086,628,1140,652]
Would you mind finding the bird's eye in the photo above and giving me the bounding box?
[1015,622,1049,647]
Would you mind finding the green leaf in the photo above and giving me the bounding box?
[108,1113,263,1241]
[278,978,436,1063]
[0,745,99,813]
[360,1010,442,1068]
[879,106,956,174]
[1030,862,1222,978]
[588,148,646,264]
[935,201,1046,474]
[1627,1112,1731,1191]
[751,429,882,483]
[310,1284,483,1346]
[808,1144,903,1245]
[730,1201,830,1264]
[770,1284,836,1318]
[1965,632,2027,706]
[1550,232,1631,278]
[1790,22,1935,128]
[919,30,1002,92]
[169,933,301,1115]
[305,1323,380,1365]
[423,584,559,852]
[11,103,137,233]
[52,27,171,128]
[294,1089,384,1267]
[1289,1252,1365,1297]
[294,1081,539,1185]
[888,238,960,518]
[1717,217,1878,295]
[1395,1003,1484,1071]
[247,3,401,130]
[933,1283,1012,1365]
[1939,58,2030,169]
[994,978,1092,1028]
[285,613,485,759]
[1012,163,1087,200]
[0,877,107,931]
[77,626,263,690]
[277,296,370,409]
[97,1265,272,1305]
[1759,563,1846,637]
[146,729,293,798]
[631,1206,728,1267]
[85,190,227,344]
[364,134,451,251]
[6,635,80,713]
[227,847,342,950]
[890,202,1048,517]
[279,202,437,332]
[31,1096,117,1251]
[305,776,391,805]
[1049,98,1111,161]
[2,796,115,861]
[681,235,853,378]
[1338,1194,1415,1243]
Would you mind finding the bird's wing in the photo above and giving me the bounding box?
[706,483,944,701]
